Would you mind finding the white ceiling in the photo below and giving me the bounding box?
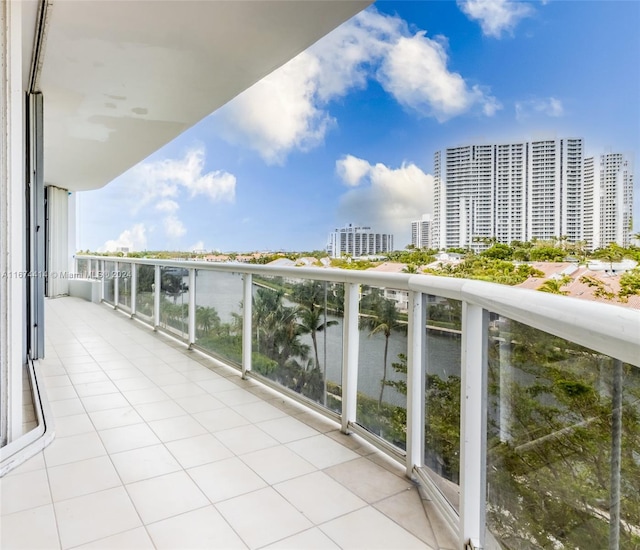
[25,0,370,191]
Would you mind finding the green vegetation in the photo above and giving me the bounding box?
[425,255,544,286]
[486,321,640,549]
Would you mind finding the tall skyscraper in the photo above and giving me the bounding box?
[434,138,584,251]
[327,224,394,258]
[411,214,433,249]
[583,153,634,249]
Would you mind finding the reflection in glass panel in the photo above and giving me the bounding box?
[251,275,343,412]
[103,261,115,304]
[486,316,640,549]
[135,264,155,324]
[422,296,462,511]
[194,270,243,367]
[159,266,189,340]
[117,262,131,311]
[76,257,88,276]
[356,285,408,449]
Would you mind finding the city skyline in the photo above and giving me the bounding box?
[76,1,639,253]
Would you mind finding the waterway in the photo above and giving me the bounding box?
[187,271,462,406]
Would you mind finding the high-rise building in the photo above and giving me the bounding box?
[584,153,634,249]
[327,224,394,258]
[434,138,584,251]
[411,214,432,249]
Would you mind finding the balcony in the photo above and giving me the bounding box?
[1,295,455,550]
[3,256,639,549]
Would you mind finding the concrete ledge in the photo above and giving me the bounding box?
[68,278,101,303]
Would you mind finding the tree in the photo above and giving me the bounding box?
[482,243,514,260]
[593,244,625,272]
[360,296,404,408]
[618,268,640,301]
[537,275,572,295]
[297,302,338,372]
[195,305,220,337]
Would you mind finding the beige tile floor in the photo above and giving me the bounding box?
[1,297,458,550]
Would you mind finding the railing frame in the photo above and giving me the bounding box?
[75,255,640,549]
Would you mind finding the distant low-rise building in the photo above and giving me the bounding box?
[327,224,394,258]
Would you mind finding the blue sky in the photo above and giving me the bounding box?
[78,0,640,253]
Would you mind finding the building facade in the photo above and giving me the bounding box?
[583,152,634,249]
[411,214,433,249]
[327,224,394,258]
[434,138,584,251]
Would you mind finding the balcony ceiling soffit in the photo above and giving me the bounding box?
[33,0,370,192]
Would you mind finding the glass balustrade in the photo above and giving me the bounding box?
[194,270,243,367]
[103,260,115,304]
[251,275,344,412]
[135,264,155,324]
[485,316,640,549]
[422,295,462,512]
[116,262,132,311]
[158,266,189,340]
[78,255,639,550]
[356,285,408,450]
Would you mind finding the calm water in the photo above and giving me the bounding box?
[180,271,461,405]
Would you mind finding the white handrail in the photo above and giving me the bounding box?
[77,255,640,367]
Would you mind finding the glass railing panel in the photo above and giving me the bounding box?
[252,275,343,412]
[356,285,408,449]
[103,261,115,304]
[194,270,243,368]
[159,266,189,340]
[485,316,640,549]
[116,262,132,311]
[76,257,88,277]
[135,264,155,324]
[421,296,462,511]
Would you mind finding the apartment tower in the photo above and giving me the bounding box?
[411,214,433,249]
[434,138,584,251]
[327,224,394,258]
[584,153,634,249]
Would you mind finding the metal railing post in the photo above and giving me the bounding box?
[341,282,360,434]
[188,268,196,346]
[242,273,253,379]
[114,260,119,307]
[130,263,137,317]
[460,302,488,550]
[99,260,105,302]
[406,290,426,477]
[154,264,161,329]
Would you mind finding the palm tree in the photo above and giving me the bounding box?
[297,304,338,371]
[537,275,571,295]
[252,287,309,366]
[195,305,220,337]
[593,244,625,273]
[361,296,404,409]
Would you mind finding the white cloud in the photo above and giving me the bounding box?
[214,52,333,166]
[133,146,236,210]
[213,7,499,163]
[155,199,179,214]
[377,32,500,122]
[336,156,434,245]
[458,0,534,38]
[164,215,186,239]
[515,97,564,121]
[100,223,147,252]
[189,240,205,252]
[336,155,372,187]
